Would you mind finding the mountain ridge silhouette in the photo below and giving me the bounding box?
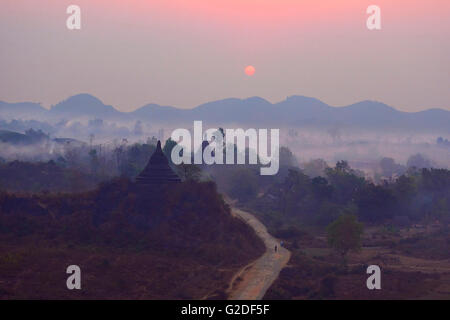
[1,94,449,132]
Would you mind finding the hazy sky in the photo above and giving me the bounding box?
[1,0,449,112]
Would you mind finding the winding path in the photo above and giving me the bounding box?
[227,207,291,300]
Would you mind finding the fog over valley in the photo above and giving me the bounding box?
[0,94,449,181]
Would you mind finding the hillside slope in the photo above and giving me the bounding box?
[0,179,265,299]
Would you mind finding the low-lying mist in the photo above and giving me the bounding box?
[0,118,449,181]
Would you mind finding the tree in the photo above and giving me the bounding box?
[327,214,363,265]
[280,169,311,216]
[379,157,405,178]
[88,149,100,175]
[177,164,202,182]
[355,183,396,222]
[279,146,297,168]
[133,120,143,136]
[163,138,177,162]
[311,176,333,200]
[228,168,259,202]
[407,153,433,169]
[325,161,365,205]
[302,159,328,178]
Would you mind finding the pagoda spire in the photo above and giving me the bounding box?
[135,140,181,186]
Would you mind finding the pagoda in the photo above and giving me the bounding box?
[135,140,181,187]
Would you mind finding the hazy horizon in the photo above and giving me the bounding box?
[1,0,450,112]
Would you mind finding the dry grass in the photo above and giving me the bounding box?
[265,225,450,300]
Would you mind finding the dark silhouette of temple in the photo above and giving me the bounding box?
[136,140,181,187]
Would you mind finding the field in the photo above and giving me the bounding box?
[0,241,244,299]
[265,224,450,299]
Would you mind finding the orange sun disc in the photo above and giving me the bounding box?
[245,65,255,76]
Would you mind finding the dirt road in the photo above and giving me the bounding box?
[227,207,291,300]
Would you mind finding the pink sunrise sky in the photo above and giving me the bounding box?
[0,0,449,112]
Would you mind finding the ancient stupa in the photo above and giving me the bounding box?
[135,140,181,187]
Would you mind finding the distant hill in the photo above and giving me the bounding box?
[0,101,47,120]
[131,103,189,122]
[49,94,123,120]
[1,94,449,133]
[0,129,85,146]
[0,130,32,145]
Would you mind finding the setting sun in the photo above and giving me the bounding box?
[245,65,256,76]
